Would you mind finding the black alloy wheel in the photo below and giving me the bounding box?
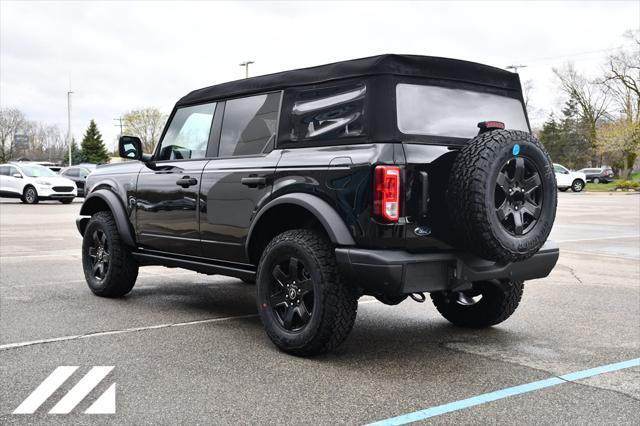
[494,157,543,236]
[269,256,315,331]
[88,229,110,281]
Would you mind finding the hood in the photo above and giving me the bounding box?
[32,176,76,186]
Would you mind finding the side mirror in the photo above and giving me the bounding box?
[13,173,22,179]
[119,136,143,160]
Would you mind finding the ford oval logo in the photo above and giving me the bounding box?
[414,226,431,236]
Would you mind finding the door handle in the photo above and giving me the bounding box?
[176,176,198,188]
[241,176,267,188]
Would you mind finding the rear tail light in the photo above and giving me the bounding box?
[374,165,400,222]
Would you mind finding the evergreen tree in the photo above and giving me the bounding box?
[80,120,109,164]
[70,138,86,165]
[538,99,591,169]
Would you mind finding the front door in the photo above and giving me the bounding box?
[199,92,282,263]
[136,102,217,256]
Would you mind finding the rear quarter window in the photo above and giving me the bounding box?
[286,82,366,143]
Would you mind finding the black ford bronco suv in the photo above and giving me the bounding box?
[77,55,559,356]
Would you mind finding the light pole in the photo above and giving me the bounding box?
[506,64,527,73]
[239,61,254,79]
[67,90,74,166]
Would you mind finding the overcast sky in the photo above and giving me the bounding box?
[1,0,638,150]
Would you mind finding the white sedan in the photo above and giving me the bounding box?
[0,163,77,204]
[554,163,587,192]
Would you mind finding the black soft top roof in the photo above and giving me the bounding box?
[177,54,521,106]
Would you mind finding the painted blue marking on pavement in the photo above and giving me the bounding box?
[367,358,640,426]
[559,358,640,382]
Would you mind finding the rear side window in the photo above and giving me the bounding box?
[219,93,280,157]
[158,103,216,161]
[396,84,529,139]
[288,82,366,143]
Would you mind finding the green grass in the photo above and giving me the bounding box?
[586,172,640,192]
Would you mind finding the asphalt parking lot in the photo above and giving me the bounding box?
[0,192,638,425]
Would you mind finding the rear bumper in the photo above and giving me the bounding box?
[335,241,559,295]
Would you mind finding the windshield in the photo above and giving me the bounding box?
[20,165,57,177]
[396,83,529,139]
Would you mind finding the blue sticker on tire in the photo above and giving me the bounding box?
[512,144,520,156]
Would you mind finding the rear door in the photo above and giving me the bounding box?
[199,92,282,263]
[136,102,217,256]
[5,166,24,195]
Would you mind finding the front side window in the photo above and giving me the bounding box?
[219,93,280,157]
[554,165,569,174]
[157,103,216,161]
[396,83,529,139]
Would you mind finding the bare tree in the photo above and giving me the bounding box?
[601,30,640,123]
[553,64,611,164]
[0,108,26,162]
[122,108,167,153]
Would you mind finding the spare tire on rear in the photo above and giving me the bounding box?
[446,129,557,263]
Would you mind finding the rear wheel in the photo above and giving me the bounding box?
[256,229,357,356]
[571,179,585,192]
[22,186,38,204]
[592,177,600,184]
[82,211,138,297]
[431,280,524,328]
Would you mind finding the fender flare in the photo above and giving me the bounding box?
[76,189,136,247]
[246,193,356,257]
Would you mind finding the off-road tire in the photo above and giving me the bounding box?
[82,211,138,297]
[256,229,358,356]
[22,186,38,204]
[431,280,524,327]
[447,130,557,262]
[571,179,585,192]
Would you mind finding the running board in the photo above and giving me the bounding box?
[132,252,256,281]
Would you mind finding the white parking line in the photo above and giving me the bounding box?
[0,314,260,351]
[0,299,380,351]
[556,234,639,243]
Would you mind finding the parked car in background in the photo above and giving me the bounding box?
[60,166,92,196]
[554,163,586,192]
[577,167,615,184]
[0,163,77,204]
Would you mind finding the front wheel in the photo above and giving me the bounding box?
[22,186,38,204]
[431,280,524,328]
[256,229,357,356]
[571,179,585,192]
[82,211,139,297]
